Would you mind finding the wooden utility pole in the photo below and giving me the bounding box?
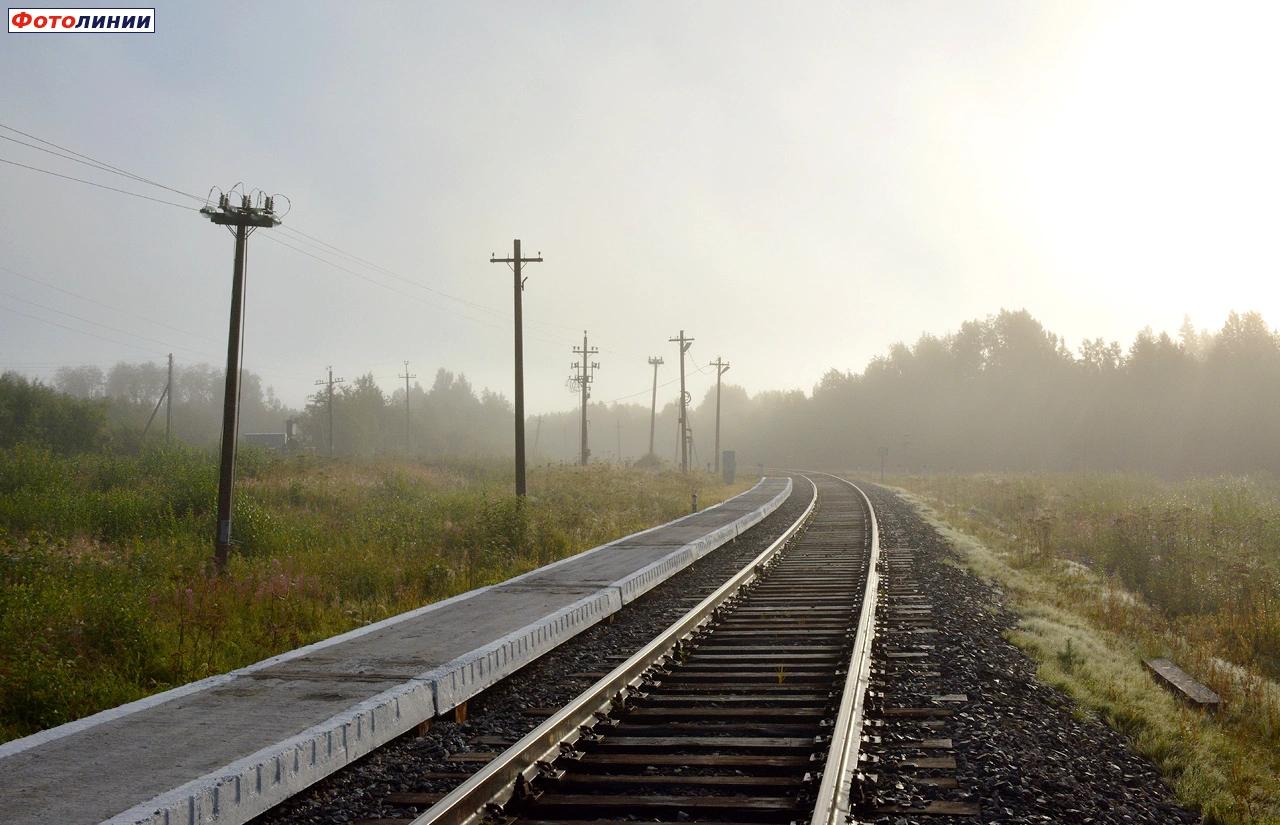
[165,353,173,442]
[490,240,542,496]
[668,330,694,473]
[571,331,599,466]
[647,356,663,457]
[141,361,169,441]
[711,356,730,474]
[200,192,280,570]
[399,361,416,454]
[315,366,345,457]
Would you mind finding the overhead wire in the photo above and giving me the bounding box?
[3,121,585,334]
[0,288,218,359]
[0,121,654,396]
[0,262,223,346]
[0,156,200,210]
[0,121,207,203]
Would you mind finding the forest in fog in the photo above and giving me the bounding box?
[10,308,1280,476]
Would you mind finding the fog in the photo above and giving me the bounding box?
[3,2,1279,467]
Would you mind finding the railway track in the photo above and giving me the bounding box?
[391,474,879,825]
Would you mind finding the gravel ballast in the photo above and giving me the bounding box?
[253,481,813,825]
[858,482,1200,825]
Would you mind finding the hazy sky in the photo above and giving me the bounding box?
[2,2,1278,413]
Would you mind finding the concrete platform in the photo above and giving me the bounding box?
[0,477,791,825]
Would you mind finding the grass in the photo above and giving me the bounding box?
[892,473,1280,825]
[0,443,749,743]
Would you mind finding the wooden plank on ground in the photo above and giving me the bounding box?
[1144,658,1221,708]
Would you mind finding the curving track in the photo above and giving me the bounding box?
[402,474,880,825]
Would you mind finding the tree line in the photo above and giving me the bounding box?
[8,308,1280,476]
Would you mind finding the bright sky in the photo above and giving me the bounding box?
[2,1,1278,412]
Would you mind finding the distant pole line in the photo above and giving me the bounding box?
[490,239,542,497]
[647,355,664,457]
[202,191,282,571]
[315,366,346,458]
[669,330,694,473]
[711,356,730,475]
[398,360,416,454]
[571,331,600,466]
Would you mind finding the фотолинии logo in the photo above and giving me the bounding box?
[8,7,154,32]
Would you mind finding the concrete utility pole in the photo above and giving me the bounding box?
[647,356,663,457]
[315,366,345,457]
[668,330,694,473]
[490,240,542,497]
[399,361,416,454]
[711,356,730,475]
[571,330,600,466]
[200,192,281,570]
[165,353,173,443]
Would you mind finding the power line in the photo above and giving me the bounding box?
[0,122,581,339]
[2,122,580,335]
[0,156,198,210]
[0,288,215,358]
[0,262,222,346]
[0,303,180,356]
[0,121,206,203]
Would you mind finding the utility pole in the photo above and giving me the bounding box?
[668,330,694,473]
[879,446,888,483]
[315,366,345,457]
[616,419,622,465]
[141,361,169,441]
[399,361,416,454]
[165,353,173,443]
[711,356,730,475]
[647,356,663,457]
[200,191,281,570]
[570,330,600,466]
[490,240,542,497]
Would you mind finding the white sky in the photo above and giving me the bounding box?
[2,1,1278,412]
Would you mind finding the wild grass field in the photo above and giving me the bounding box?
[896,473,1280,825]
[0,444,747,743]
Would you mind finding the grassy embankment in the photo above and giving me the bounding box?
[0,444,749,743]
[893,474,1280,825]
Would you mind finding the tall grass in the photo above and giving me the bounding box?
[898,473,1280,824]
[0,444,744,742]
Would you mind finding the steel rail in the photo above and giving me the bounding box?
[808,474,881,825]
[408,475,819,825]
